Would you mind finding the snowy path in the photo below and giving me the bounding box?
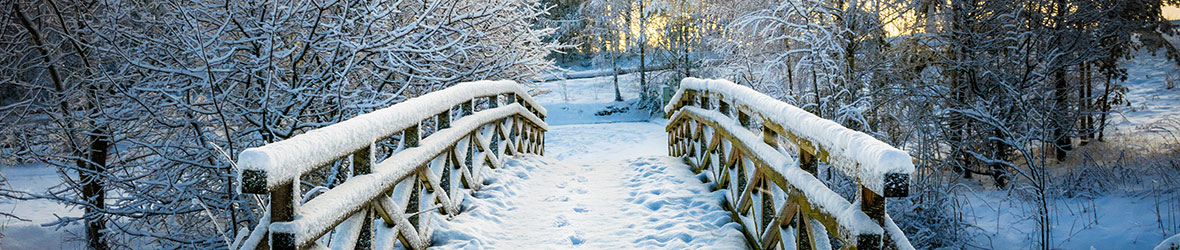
[430,122,746,249]
[429,73,745,249]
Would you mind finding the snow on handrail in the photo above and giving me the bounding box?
[267,104,545,247]
[1158,233,1180,250]
[668,107,885,240]
[664,77,913,197]
[237,80,545,193]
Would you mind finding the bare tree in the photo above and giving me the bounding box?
[0,0,560,248]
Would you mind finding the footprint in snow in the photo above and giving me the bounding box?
[573,206,589,213]
[569,234,585,245]
[554,215,569,227]
[543,195,569,202]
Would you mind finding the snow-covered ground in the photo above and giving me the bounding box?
[963,46,1180,249]
[430,72,746,249]
[0,164,83,249]
[962,190,1173,249]
[1111,46,1180,131]
[430,145,745,249]
[530,72,654,125]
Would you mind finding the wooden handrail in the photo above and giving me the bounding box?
[239,80,545,194]
[665,78,912,197]
[665,78,914,250]
[234,81,547,250]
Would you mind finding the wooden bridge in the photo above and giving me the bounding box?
[231,78,914,250]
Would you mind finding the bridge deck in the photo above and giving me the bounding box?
[429,122,747,249]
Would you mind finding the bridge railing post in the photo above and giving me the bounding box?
[353,145,374,250]
[796,150,817,250]
[719,100,730,117]
[700,93,711,110]
[860,186,887,250]
[270,181,298,249]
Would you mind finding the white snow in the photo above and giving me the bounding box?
[238,80,546,191]
[962,190,1176,249]
[665,78,914,200]
[543,122,668,161]
[1158,233,1180,250]
[425,70,747,249]
[531,72,654,126]
[1111,46,1180,132]
[0,164,83,250]
[429,129,746,249]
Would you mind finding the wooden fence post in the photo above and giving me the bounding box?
[859,186,886,250]
[738,111,751,128]
[700,93,711,110]
[270,181,298,250]
[353,146,373,250]
[796,151,817,250]
[487,96,500,156]
[719,100,730,116]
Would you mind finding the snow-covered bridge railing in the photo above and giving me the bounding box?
[234,81,546,250]
[665,78,914,250]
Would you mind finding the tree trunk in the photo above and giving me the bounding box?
[1053,68,1070,161]
[13,4,108,249]
[948,0,972,179]
[1098,76,1112,141]
[613,50,623,102]
[1080,62,1092,145]
[83,130,109,250]
[638,1,647,101]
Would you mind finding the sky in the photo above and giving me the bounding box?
[1167,5,1180,20]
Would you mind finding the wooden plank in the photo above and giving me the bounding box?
[737,170,764,214]
[352,147,373,250]
[497,121,518,156]
[796,207,816,250]
[721,195,761,250]
[372,194,425,250]
[437,110,451,130]
[328,211,365,250]
[739,111,751,128]
[449,146,481,191]
[760,202,799,250]
[421,166,458,215]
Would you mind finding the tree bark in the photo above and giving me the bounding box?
[613,50,623,102]
[638,0,647,101]
[1053,68,1070,161]
[83,130,109,250]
